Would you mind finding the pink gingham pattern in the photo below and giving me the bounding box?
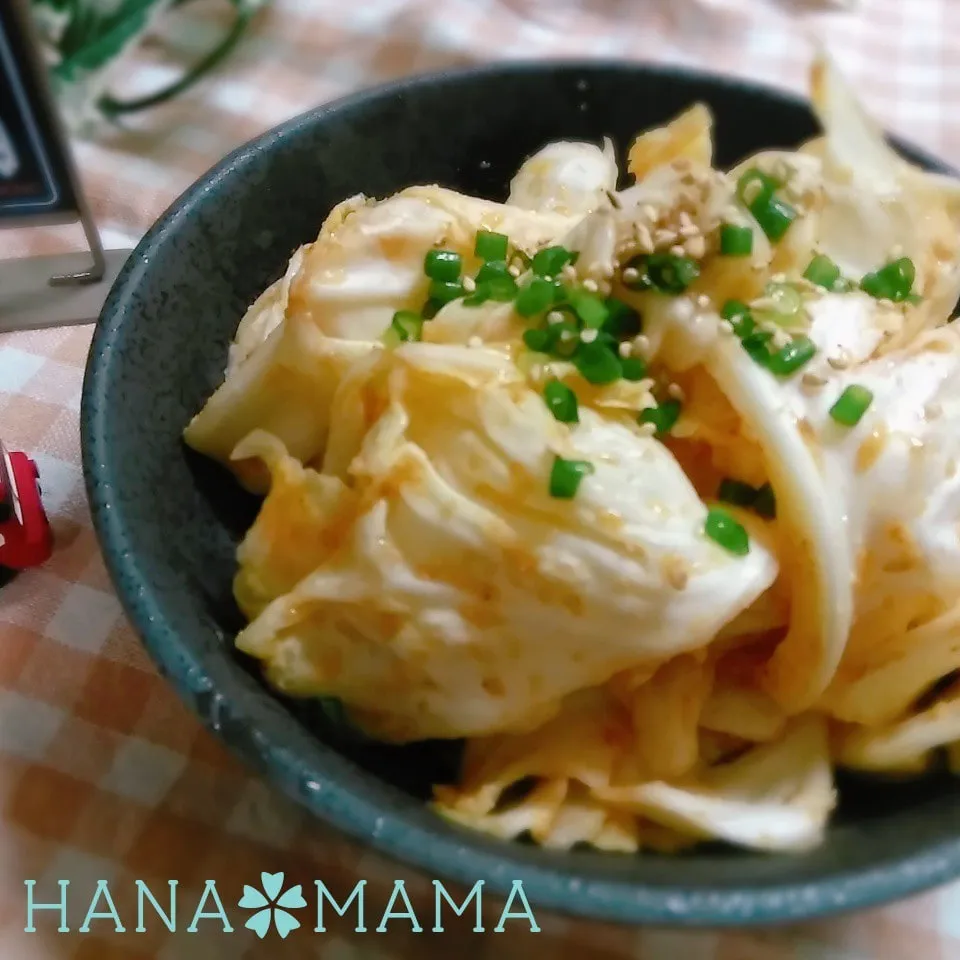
[3,1,960,956]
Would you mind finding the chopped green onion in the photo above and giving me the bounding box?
[474,230,509,262]
[390,310,423,342]
[741,329,774,364]
[860,257,916,303]
[603,297,642,338]
[736,168,779,206]
[639,399,681,436]
[705,507,750,556]
[428,279,464,305]
[753,483,776,519]
[476,260,511,284]
[424,249,462,282]
[750,193,797,242]
[532,245,576,277]
[718,478,759,507]
[550,323,581,358]
[626,253,700,294]
[544,380,579,423]
[473,261,518,302]
[422,298,443,319]
[761,282,803,322]
[766,335,816,377]
[829,383,874,427]
[574,341,622,384]
[720,224,754,257]
[721,299,755,338]
[550,457,594,499]
[462,286,490,307]
[803,254,841,290]
[516,277,557,317]
[523,328,554,353]
[569,290,610,329]
[620,356,648,381]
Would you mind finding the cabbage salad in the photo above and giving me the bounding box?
[184,57,960,854]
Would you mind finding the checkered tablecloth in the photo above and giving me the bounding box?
[4,0,960,956]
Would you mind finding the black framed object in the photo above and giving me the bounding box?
[0,1,80,226]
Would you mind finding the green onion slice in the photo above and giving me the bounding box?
[422,298,443,320]
[474,230,509,262]
[424,249,462,282]
[639,398,681,436]
[803,254,841,290]
[705,506,750,556]
[736,168,779,206]
[720,224,754,257]
[753,483,776,519]
[544,379,579,423]
[523,328,554,353]
[532,245,576,277]
[860,257,916,302]
[718,478,759,507]
[620,356,648,381]
[750,193,797,242]
[390,310,423,342]
[760,282,804,323]
[574,341,622,384]
[569,290,610,330]
[625,253,700,294]
[550,456,594,499]
[516,277,557,317]
[829,383,874,426]
[741,329,774,364]
[718,479,776,518]
[766,335,816,377]
[603,297,642,338]
[428,279,464,305]
[721,299,756,338]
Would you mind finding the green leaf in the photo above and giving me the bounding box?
[52,0,172,81]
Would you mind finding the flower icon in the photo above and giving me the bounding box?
[238,871,307,939]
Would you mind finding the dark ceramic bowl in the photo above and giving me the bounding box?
[81,61,960,927]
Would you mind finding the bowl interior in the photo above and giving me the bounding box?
[82,62,960,926]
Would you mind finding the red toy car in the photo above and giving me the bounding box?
[0,441,53,570]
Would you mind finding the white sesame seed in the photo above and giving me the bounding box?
[670,244,687,257]
[622,266,640,283]
[801,372,826,389]
[508,264,521,277]
[678,210,694,229]
[583,278,599,293]
[771,329,791,349]
[878,298,895,308]
[771,272,787,283]
[911,437,925,450]
[547,310,565,325]
[462,276,476,293]
[719,320,736,335]
[641,204,658,221]
[632,334,651,355]
[560,329,576,342]
[667,383,685,401]
[889,244,904,258]
[684,235,706,259]
[638,421,657,437]
[680,223,700,239]
[580,329,599,344]
[601,263,615,279]
[654,229,675,247]
[696,294,711,309]
[827,354,850,370]
[618,341,632,358]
